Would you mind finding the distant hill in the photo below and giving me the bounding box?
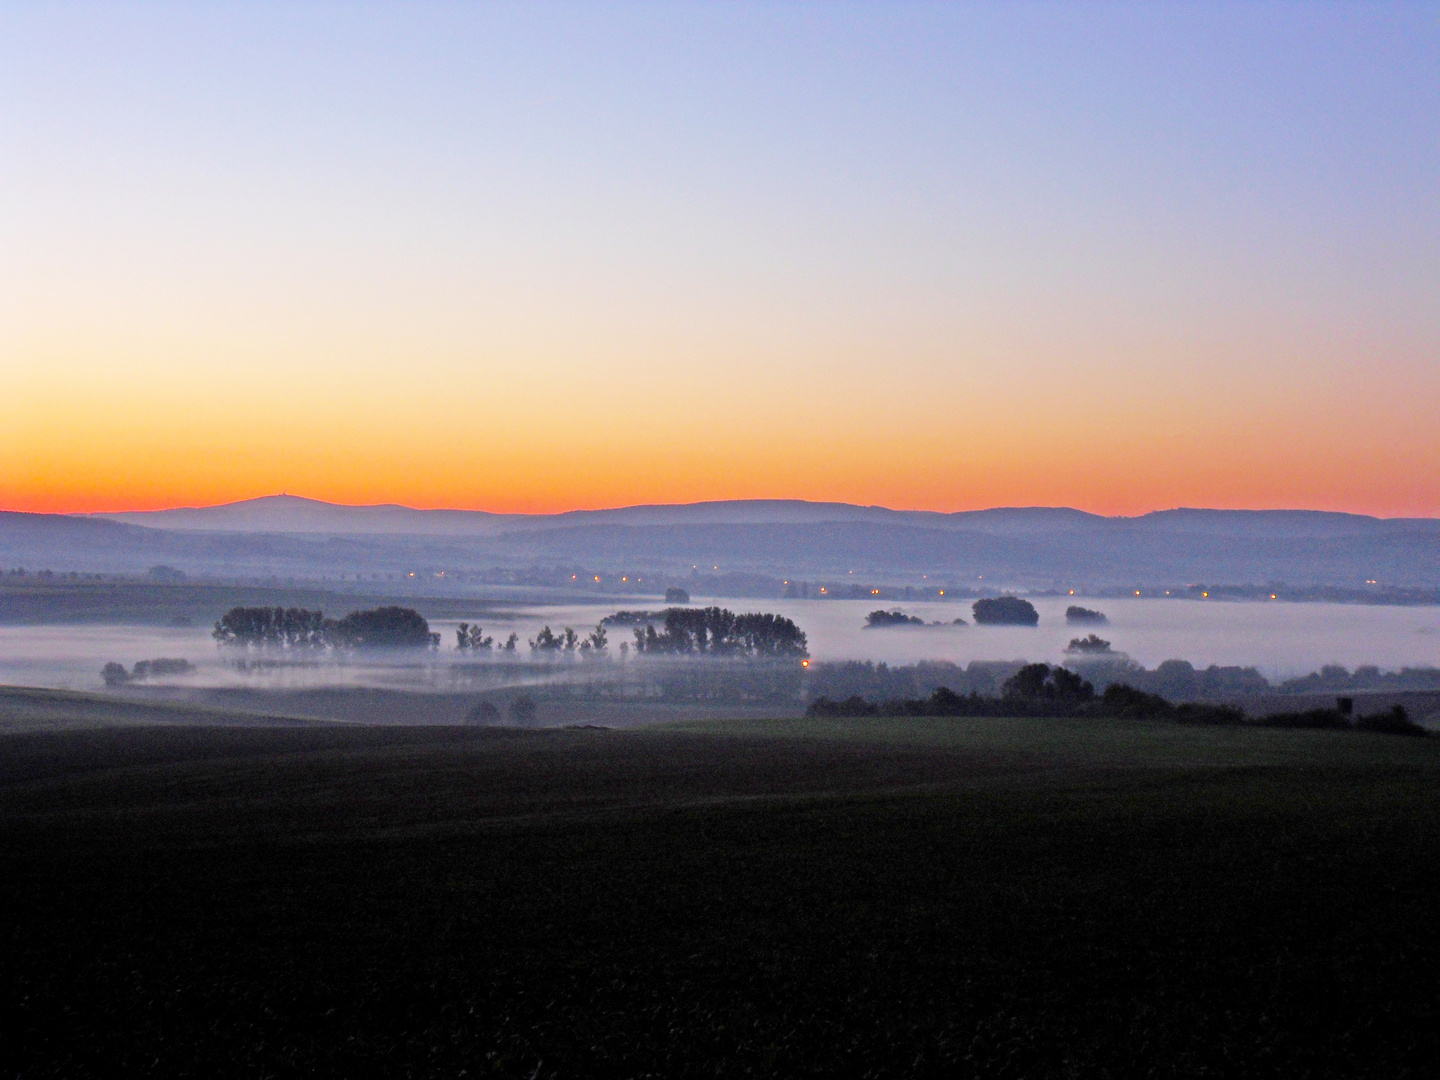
[91,495,518,536]
[94,494,1411,538]
[0,499,1433,589]
[91,494,1116,535]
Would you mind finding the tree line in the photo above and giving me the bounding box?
[212,606,440,649]
[529,624,608,653]
[455,623,519,652]
[629,607,808,658]
[807,657,1279,704]
[211,605,808,660]
[501,608,808,659]
[808,661,1427,735]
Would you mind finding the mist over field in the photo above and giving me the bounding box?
[4,496,1438,720]
[5,597,1439,696]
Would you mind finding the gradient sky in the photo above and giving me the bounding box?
[2,2,1437,517]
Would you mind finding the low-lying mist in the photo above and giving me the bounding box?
[1,599,1437,714]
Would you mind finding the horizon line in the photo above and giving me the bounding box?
[19,492,1438,523]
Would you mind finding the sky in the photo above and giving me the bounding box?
[2,2,1437,518]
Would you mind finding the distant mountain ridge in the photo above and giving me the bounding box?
[0,497,1433,589]
[85,494,1432,538]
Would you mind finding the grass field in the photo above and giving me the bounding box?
[0,684,321,733]
[3,701,1439,1077]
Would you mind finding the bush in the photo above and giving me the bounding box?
[806,695,879,718]
[665,588,690,604]
[864,610,923,628]
[1065,606,1108,625]
[1096,683,1175,719]
[101,658,195,686]
[972,597,1039,626]
[129,658,194,681]
[1254,708,1350,730]
[1064,634,1112,655]
[1354,705,1428,737]
[1173,702,1246,726]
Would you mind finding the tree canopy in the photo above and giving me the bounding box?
[865,609,923,628]
[631,607,808,658]
[212,606,438,649]
[1065,634,1113,654]
[971,596,1040,625]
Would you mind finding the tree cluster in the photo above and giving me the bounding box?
[807,657,1279,704]
[864,609,924,628]
[213,607,327,648]
[455,623,494,651]
[1071,657,1271,701]
[972,596,1040,625]
[1002,662,1095,703]
[530,624,608,654]
[630,607,808,658]
[1278,663,1440,694]
[455,624,519,652]
[1065,633,1113,654]
[212,606,439,649]
[807,667,1426,733]
[101,657,194,687]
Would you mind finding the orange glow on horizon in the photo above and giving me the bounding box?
[3,338,1438,519]
[3,5,1437,524]
[7,473,1439,520]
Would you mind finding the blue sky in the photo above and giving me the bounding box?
[3,2,1437,514]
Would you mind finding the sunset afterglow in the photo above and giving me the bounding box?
[3,4,1437,518]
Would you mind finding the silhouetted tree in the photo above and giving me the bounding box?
[865,609,923,628]
[1098,683,1175,719]
[1003,662,1052,699]
[1002,662,1094,703]
[1065,634,1112,654]
[806,695,879,717]
[972,596,1040,625]
[530,626,565,652]
[456,623,494,651]
[325,607,436,648]
[581,623,608,653]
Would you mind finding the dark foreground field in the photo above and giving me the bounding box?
[3,711,1440,1078]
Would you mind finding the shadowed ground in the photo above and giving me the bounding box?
[3,698,1439,1077]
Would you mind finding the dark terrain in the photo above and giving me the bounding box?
[3,709,1439,1077]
